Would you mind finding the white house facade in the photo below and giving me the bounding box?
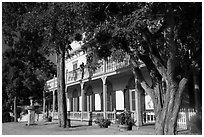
[46,45,157,126]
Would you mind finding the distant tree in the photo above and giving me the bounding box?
[2,2,56,122]
[82,2,201,134]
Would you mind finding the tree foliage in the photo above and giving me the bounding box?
[15,2,86,128]
[2,2,56,111]
[82,2,201,135]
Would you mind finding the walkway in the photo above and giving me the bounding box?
[2,120,155,135]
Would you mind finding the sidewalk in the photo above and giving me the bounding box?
[2,120,155,135]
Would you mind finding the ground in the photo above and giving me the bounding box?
[2,120,155,135]
[3,120,195,135]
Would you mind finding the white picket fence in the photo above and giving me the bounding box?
[18,108,196,130]
[177,108,196,130]
[142,108,196,130]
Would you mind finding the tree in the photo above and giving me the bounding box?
[19,2,85,128]
[2,34,56,122]
[82,2,201,134]
[2,2,56,122]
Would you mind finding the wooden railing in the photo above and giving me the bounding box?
[65,55,130,84]
[92,112,103,120]
[70,112,82,120]
[106,55,130,73]
[47,55,131,88]
[143,111,156,124]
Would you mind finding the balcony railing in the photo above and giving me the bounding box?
[47,55,131,88]
[66,55,130,84]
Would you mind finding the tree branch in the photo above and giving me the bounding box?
[142,27,167,80]
[130,57,156,105]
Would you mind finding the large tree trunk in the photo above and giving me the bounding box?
[57,47,67,128]
[13,96,18,122]
[132,63,188,134]
[154,75,188,134]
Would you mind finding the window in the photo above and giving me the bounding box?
[73,61,78,70]
[73,61,78,80]
[116,90,124,110]
[66,69,68,82]
[95,94,101,111]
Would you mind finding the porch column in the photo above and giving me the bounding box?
[52,90,56,118]
[91,94,95,111]
[109,93,112,111]
[135,81,142,127]
[73,98,75,111]
[66,92,69,111]
[102,77,107,119]
[66,91,71,127]
[129,89,133,112]
[67,97,72,111]
[80,82,85,120]
[90,95,93,112]
[87,96,90,112]
[70,98,73,111]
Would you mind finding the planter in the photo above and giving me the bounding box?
[119,124,132,131]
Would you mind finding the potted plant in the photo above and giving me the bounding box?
[94,117,111,128]
[117,110,135,131]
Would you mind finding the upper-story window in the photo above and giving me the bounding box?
[66,69,68,82]
[73,61,78,80]
[73,61,78,70]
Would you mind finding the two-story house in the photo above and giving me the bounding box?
[46,42,155,127]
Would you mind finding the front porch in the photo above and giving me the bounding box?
[52,110,156,125]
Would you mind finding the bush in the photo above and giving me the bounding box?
[2,112,12,123]
[94,117,111,128]
[189,113,202,134]
[117,110,135,126]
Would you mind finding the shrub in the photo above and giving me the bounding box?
[94,117,111,128]
[2,112,12,123]
[117,110,135,126]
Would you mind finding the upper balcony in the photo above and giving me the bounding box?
[66,54,131,84]
[46,54,131,90]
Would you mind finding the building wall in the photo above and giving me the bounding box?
[65,51,86,72]
[49,46,155,114]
